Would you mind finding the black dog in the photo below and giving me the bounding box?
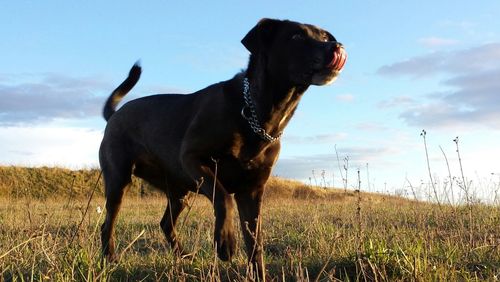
[99,18,346,279]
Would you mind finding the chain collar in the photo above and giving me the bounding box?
[240,77,282,143]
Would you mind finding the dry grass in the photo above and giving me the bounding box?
[1,167,500,281]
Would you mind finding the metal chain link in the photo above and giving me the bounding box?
[240,77,282,143]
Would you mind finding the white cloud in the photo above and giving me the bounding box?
[0,126,102,167]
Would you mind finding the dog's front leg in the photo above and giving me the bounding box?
[182,156,236,261]
[235,188,266,280]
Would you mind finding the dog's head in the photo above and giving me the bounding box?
[242,18,347,86]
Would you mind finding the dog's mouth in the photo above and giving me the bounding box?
[303,43,348,86]
[327,46,347,71]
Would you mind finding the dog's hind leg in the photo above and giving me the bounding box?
[133,164,192,257]
[160,196,190,257]
[100,161,132,262]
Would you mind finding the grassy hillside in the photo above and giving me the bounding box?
[0,166,117,198]
[0,166,374,201]
[1,166,499,281]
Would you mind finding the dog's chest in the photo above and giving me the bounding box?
[228,133,279,170]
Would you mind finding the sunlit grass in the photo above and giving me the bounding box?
[1,167,500,281]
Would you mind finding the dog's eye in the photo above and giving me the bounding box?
[292,34,305,41]
[321,34,329,42]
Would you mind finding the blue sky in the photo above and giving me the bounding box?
[1,1,499,199]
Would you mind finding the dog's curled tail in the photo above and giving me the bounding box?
[103,62,142,121]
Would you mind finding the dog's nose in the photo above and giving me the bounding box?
[328,41,344,54]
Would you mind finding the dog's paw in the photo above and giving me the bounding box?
[104,252,119,263]
[216,230,236,261]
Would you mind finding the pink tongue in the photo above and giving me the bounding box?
[329,48,347,70]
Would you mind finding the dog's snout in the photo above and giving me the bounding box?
[325,41,344,57]
[329,41,344,52]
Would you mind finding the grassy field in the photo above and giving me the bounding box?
[1,166,499,281]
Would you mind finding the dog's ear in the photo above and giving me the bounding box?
[241,18,281,54]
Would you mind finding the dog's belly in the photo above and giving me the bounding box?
[132,153,193,196]
[216,156,273,194]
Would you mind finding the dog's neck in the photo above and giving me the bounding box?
[244,55,309,141]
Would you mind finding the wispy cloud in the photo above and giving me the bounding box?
[377,43,500,77]
[335,93,355,103]
[355,122,389,132]
[439,20,477,35]
[283,133,348,144]
[0,73,112,125]
[378,96,415,109]
[400,68,500,129]
[377,52,443,78]
[274,146,399,180]
[377,42,500,130]
[418,37,458,48]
